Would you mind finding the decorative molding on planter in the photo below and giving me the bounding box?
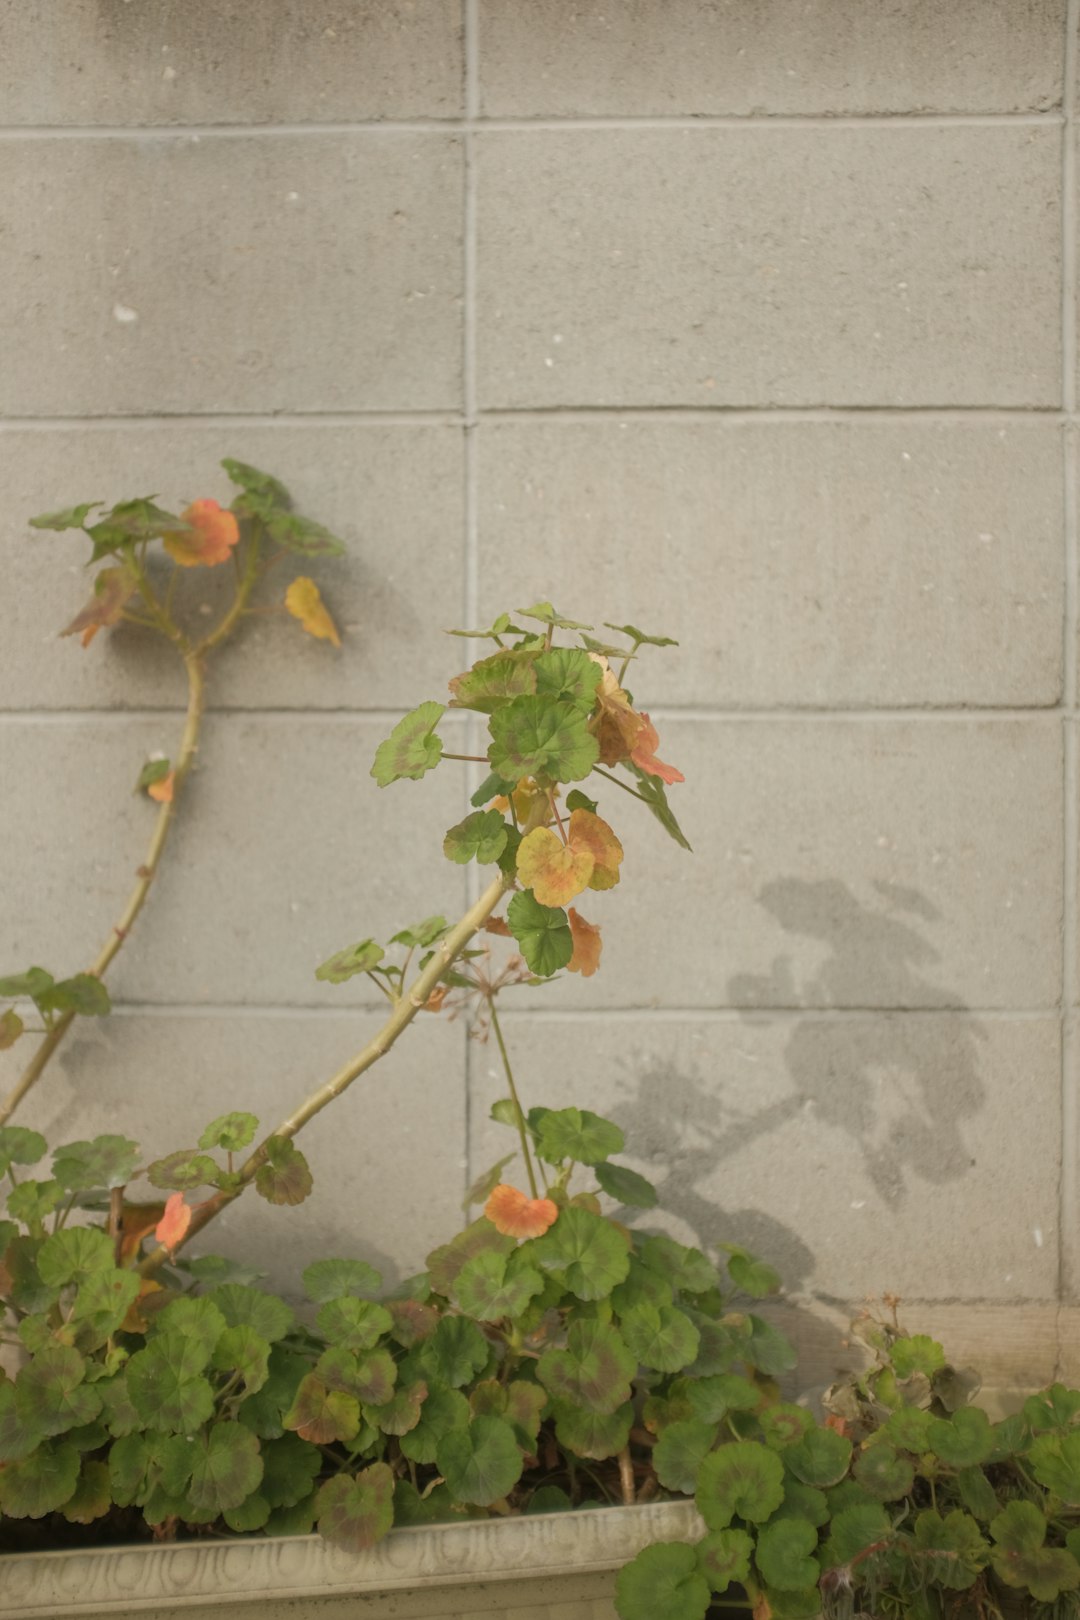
[3,1499,706,1619]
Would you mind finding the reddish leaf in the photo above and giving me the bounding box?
[163,499,240,569]
[147,770,175,804]
[630,714,684,785]
[567,908,602,978]
[589,660,645,765]
[568,809,623,891]
[154,1192,192,1256]
[485,1184,559,1240]
[61,567,136,648]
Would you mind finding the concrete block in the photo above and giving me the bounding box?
[0,714,475,1006]
[477,420,1063,708]
[502,716,1062,1011]
[0,134,462,415]
[11,1010,466,1292]
[476,127,1061,408]
[478,0,1064,117]
[0,0,463,124]
[468,1012,1061,1301]
[0,423,465,710]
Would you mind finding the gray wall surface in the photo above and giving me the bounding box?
[0,2,1073,1363]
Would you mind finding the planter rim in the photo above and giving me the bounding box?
[1,1497,705,1617]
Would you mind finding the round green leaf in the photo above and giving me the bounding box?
[639,1235,719,1296]
[533,648,603,710]
[822,1503,892,1569]
[254,1138,313,1206]
[211,1326,271,1396]
[366,1379,427,1437]
[198,1112,259,1152]
[186,1422,264,1514]
[758,1404,814,1450]
[436,1415,523,1505]
[372,702,445,786]
[696,1441,786,1529]
[16,1346,101,1436]
[62,1459,112,1525]
[956,1464,999,1522]
[260,1433,322,1509]
[928,1406,993,1469]
[0,1126,47,1174]
[156,1295,228,1358]
[314,939,384,984]
[528,1206,631,1300]
[36,1226,114,1288]
[854,1441,915,1500]
[317,1461,395,1550]
[452,1249,545,1321]
[1029,1430,1080,1502]
[744,1315,797,1377]
[448,649,538,712]
[224,1494,271,1533]
[537,1319,636,1415]
[619,1302,700,1374]
[755,1518,821,1592]
[284,1375,361,1445]
[697,1527,754,1594]
[551,1398,633,1460]
[724,1246,782,1299]
[315,1295,392,1352]
[52,1135,139,1192]
[686,1374,761,1424]
[400,1383,471,1464]
[126,1339,216,1433]
[653,1419,718,1494]
[418,1316,491,1388]
[0,1439,80,1518]
[443,810,509,865]
[488,695,599,785]
[506,890,573,977]
[890,1334,946,1379]
[913,1509,988,1590]
[533,1107,624,1166]
[146,1148,221,1192]
[784,1426,853,1488]
[615,1541,711,1620]
[37,975,111,1018]
[210,1283,296,1343]
[302,1257,383,1304]
[990,1499,1080,1602]
[594,1162,658,1209]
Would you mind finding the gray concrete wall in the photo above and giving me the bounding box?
[0,2,1074,1370]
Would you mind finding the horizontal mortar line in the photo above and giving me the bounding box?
[0,411,463,430]
[97,1001,1055,1021]
[0,113,1060,138]
[0,408,1067,429]
[0,705,1065,724]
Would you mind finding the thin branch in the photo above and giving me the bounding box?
[488,998,539,1199]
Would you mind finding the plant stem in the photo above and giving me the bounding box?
[0,653,208,1128]
[488,999,539,1199]
[616,1445,635,1506]
[138,808,545,1276]
[590,766,649,805]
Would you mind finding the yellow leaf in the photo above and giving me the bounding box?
[567,907,602,977]
[567,809,623,891]
[517,826,593,908]
[285,576,341,647]
[0,1009,24,1049]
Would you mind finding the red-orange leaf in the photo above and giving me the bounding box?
[630,713,684,785]
[147,770,175,804]
[163,499,240,569]
[485,1184,559,1240]
[567,908,602,977]
[154,1192,192,1255]
[589,660,645,766]
[285,576,341,647]
[567,809,623,892]
[61,566,137,648]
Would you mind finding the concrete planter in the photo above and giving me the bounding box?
[2,1498,706,1620]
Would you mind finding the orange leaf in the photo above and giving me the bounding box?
[484,916,512,937]
[147,770,175,804]
[155,1192,192,1256]
[163,499,240,569]
[588,659,646,766]
[285,576,341,647]
[567,809,623,892]
[630,713,684,785]
[61,566,137,647]
[567,907,602,977]
[423,985,449,1013]
[485,1184,559,1239]
[116,1200,168,1265]
[516,825,593,908]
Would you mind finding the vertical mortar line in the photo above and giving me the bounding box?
[461,0,482,1205]
[1061,0,1079,1338]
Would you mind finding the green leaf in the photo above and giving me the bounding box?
[696,1441,786,1529]
[532,648,602,711]
[316,1296,393,1353]
[260,1433,322,1509]
[30,503,102,532]
[135,757,172,793]
[211,1283,296,1343]
[70,1266,141,1349]
[928,1406,993,1468]
[36,974,111,1018]
[604,622,678,649]
[446,611,528,641]
[551,1398,632,1460]
[594,1161,658,1209]
[517,602,593,631]
[697,1528,754,1595]
[506,891,573,977]
[533,1107,624,1166]
[53,1135,139,1192]
[418,1316,491,1388]
[488,696,599,784]
[264,509,346,558]
[371,702,445,786]
[16,1346,102,1436]
[0,1382,39,1463]
[186,1422,264,1514]
[1024,1383,1080,1433]
[615,1541,711,1620]
[755,1518,820,1592]
[126,1339,216,1433]
[0,1126,48,1176]
[183,1254,267,1288]
[443,809,509,865]
[284,1376,361,1445]
[913,1509,988,1590]
[821,1502,892,1569]
[526,1485,574,1515]
[255,1137,313,1206]
[884,1405,932,1452]
[62,1458,112,1525]
[436,1415,523,1505]
[198,1112,259,1152]
[211,1326,271,1396]
[0,1008,24,1049]
[0,1440,80,1518]
[452,1249,544,1321]
[108,1429,191,1509]
[471,770,517,807]
[758,1404,814,1449]
[86,498,185,560]
[390,915,450,949]
[639,1234,719,1296]
[427,1216,515,1296]
[854,1441,915,1500]
[224,1494,270,1533]
[464,1152,518,1209]
[528,1206,631,1300]
[784,1426,853,1488]
[1029,1430,1080,1502]
[146,1148,221,1192]
[620,1303,700,1374]
[890,1334,946,1379]
[771,1481,830,1528]
[221,458,292,512]
[623,761,692,850]
[956,1464,999,1521]
[744,1315,798,1377]
[400,1384,471,1465]
[366,1380,427,1437]
[538,1320,635,1415]
[724,1245,782,1299]
[0,968,54,1002]
[653,1420,718,1494]
[685,1374,761,1424]
[316,1461,395,1551]
[990,1499,1080,1602]
[315,939,384,984]
[6,1178,63,1230]
[448,650,538,712]
[303,1257,383,1303]
[36,1226,115,1288]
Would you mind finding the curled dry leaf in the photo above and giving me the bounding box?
[630,713,684,785]
[285,576,342,648]
[485,1184,559,1240]
[61,566,137,648]
[154,1191,192,1255]
[163,499,240,569]
[567,908,602,977]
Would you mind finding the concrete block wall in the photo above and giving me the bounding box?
[0,1,1074,1379]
